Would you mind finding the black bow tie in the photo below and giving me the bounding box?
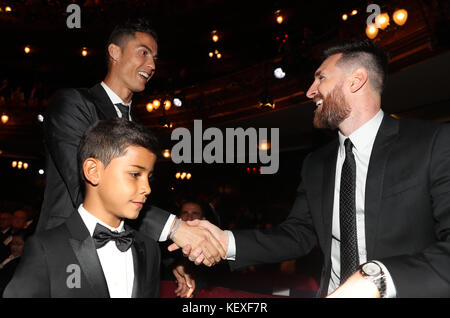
[92,223,135,252]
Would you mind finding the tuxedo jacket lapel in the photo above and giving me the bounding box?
[130,239,146,298]
[66,212,110,298]
[364,114,399,258]
[87,84,118,120]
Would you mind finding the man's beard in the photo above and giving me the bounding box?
[313,83,351,129]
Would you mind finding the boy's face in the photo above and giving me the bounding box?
[97,145,156,226]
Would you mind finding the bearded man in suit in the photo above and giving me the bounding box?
[183,40,450,297]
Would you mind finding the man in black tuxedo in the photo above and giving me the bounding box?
[4,119,161,297]
[37,19,224,266]
[184,40,450,297]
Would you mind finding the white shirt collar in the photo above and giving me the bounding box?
[100,81,132,107]
[78,204,124,236]
[338,109,384,155]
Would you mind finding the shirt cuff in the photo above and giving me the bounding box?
[158,214,176,242]
[373,260,397,298]
[225,230,236,260]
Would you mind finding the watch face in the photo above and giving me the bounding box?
[363,262,381,276]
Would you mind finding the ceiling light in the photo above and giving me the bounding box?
[163,99,172,111]
[216,53,222,59]
[5,6,12,12]
[81,47,88,57]
[162,149,171,158]
[211,30,219,42]
[342,14,348,21]
[1,114,8,124]
[274,67,286,79]
[209,52,214,58]
[375,13,390,30]
[351,9,358,15]
[275,10,284,24]
[152,99,160,110]
[366,24,379,39]
[24,46,31,54]
[39,169,44,175]
[393,9,408,26]
[146,102,153,112]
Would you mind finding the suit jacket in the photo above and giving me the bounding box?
[230,114,450,297]
[3,211,160,298]
[37,83,170,239]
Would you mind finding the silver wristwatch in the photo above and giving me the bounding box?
[359,261,387,298]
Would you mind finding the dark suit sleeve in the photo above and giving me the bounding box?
[230,154,318,270]
[45,88,96,208]
[382,124,450,297]
[3,236,50,297]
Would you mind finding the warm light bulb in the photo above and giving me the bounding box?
[342,14,348,21]
[5,6,12,12]
[209,52,214,58]
[162,149,171,158]
[186,173,191,180]
[1,114,8,124]
[366,24,379,39]
[351,9,358,15]
[276,15,284,24]
[23,163,29,170]
[212,34,219,42]
[12,161,17,168]
[146,103,153,112]
[216,53,222,59]
[393,9,408,26]
[24,46,31,54]
[164,99,171,111]
[81,47,88,57]
[152,99,160,110]
[175,172,181,179]
[180,172,186,180]
[375,13,390,30]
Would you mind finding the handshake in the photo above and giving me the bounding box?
[169,219,229,266]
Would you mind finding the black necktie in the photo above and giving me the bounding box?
[92,223,135,252]
[339,138,359,284]
[115,103,130,120]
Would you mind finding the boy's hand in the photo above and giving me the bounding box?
[173,261,195,298]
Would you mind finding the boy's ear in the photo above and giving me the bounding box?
[83,158,102,186]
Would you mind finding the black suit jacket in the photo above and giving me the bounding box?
[230,114,450,297]
[3,211,160,298]
[37,84,170,239]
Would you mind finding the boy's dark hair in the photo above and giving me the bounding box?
[106,18,158,66]
[77,118,160,183]
[323,39,389,94]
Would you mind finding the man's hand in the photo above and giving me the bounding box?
[169,220,226,266]
[326,271,380,298]
[172,256,195,298]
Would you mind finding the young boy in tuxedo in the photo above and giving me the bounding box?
[4,118,160,297]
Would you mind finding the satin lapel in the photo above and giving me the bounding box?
[321,140,339,260]
[130,236,146,298]
[364,115,399,258]
[88,83,118,119]
[66,212,110,298]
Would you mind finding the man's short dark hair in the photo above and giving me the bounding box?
[106,18,158,66]
[77,118,160,183]
[323,39,389,94]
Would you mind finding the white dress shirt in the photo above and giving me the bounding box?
[78,204,134,298]
[98,82,176,241]
[100,81,132,120]
[226,109,396,297]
